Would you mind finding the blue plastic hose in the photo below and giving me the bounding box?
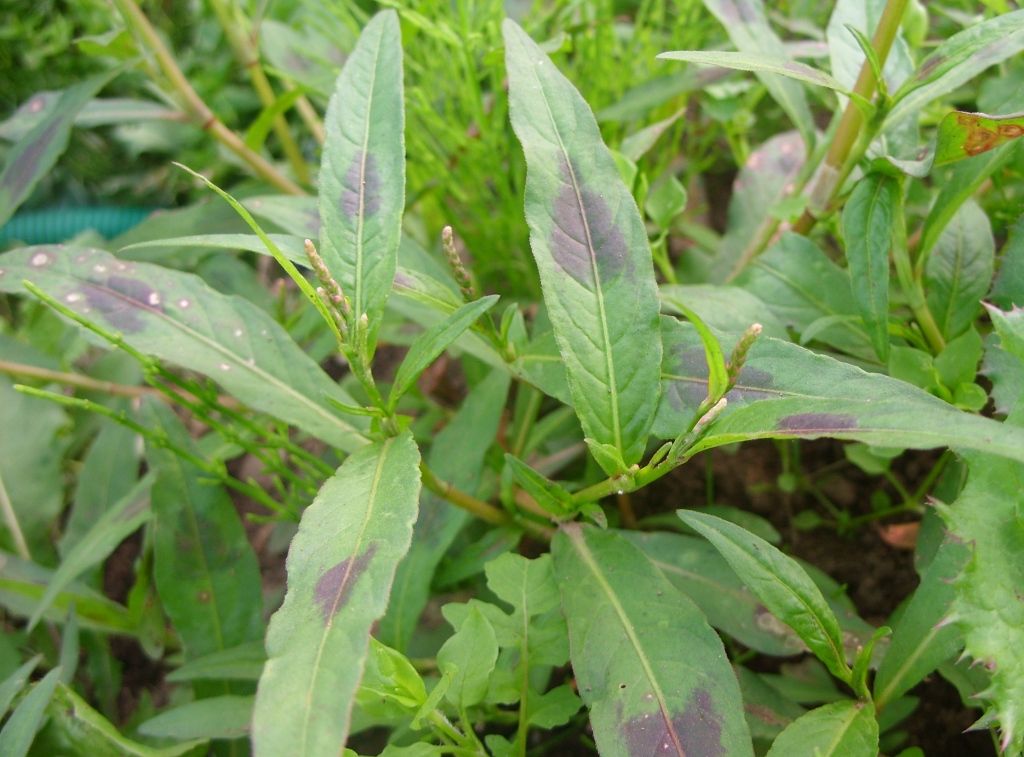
[0,206,156,245]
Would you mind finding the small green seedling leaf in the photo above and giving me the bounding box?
[676,510,851,682]
[437,604,499,709]
[645,176,688,230]
[660,294,728,407]
[357,637,427,717]
[387,295,498,410]
[765,700,879,757]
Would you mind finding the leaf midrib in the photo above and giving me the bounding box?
[566,526,686,757]
[524,44,623,457]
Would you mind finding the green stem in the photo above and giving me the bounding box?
[792,0,910,235]
[207,0,311,185]
[0,468,30,560]
[891,184,946,353]
[511,386,543,458]
[112,0,305,195]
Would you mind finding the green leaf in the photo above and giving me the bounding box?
[826,0,913,98]
[141,400,263,661]
[700,0,815,149]
[659,296,729,407]
[504,20,663,471]
[553,524,753,757]
[0,69,119,228]
[934,327,983,390]
[842,172,897,362]
[505,455,574,517]
[166,641,266,683]
[252,432,421,756]
[379,370,509,651]
[620,108,685,162]
[712,132,806,284]
[437,604,499,709]
[319,9,405,351]
[0,550,136,634]
[42,682,207,756]
[60,420,141,555]
[736,666,806,742]
[925,200,994,341]
[991,212,1024,310]
[764,700,878,757]
[874,539,969,708]
[0,656,40,718]
[645,175,688,230]
[889,10,1024,127]
[140,696,254,741]
[28,474,153,631]
[0,666,61,757]
[659,284,789,340]
[676,511,850,682]
[657,316,1024,462]
[356,637,427,717]
[244,88,308,151]
[0,93,175,142]
[734,233,873,360]
[657,51,851,94]
[0,374,69,553]
[0,246,369,451]
[387,295,499,410]
[624,531,806,656]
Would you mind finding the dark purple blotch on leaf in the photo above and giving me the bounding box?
[314,544,377,623]
[3,119,62,207]
[549,157,629,288]
[621,688,725,757]
[341,150,382,219]
[776,413,858,433]
[83,275,161,334]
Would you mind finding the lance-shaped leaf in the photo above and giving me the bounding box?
[764,700,878,757]
[140,696,255,741]
[319,10,404,350]
[43,683,207,757]
[655,317,1024,464]
[991,212,1024,310]
[142,400,264,662]
[874,538,969,708]
[700,0,815,149]
[0,246,369,451]
[0,657,41,719]
[379,370,509,651]
[0,69,119,228]
[0,667,61,757]
[657,51,850,94]
[252,432,421,756]
[925,200,994,341]
[28,474,153,631]
[888,10,1024,127]
[826,0,912,100]
[553,524,753,757]
[504,20,662,471]
[676,511,850,682]
[934,109,1024,166]
[841,172,897,362]
[387,295,499,410]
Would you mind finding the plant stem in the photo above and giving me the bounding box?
[792,0,910,235]
[207,0,311,184]
[112,0,305,195]
[0,359,156,399]
[420,463,553,540]
[0,468,31,560]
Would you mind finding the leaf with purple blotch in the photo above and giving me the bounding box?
[504,20,662,473]
[888,10,1024,128]
[319,10,404,353]
[0,68,120,228]
[0,246,369,451]
[252,432,421,757]
[655,317,1024,464]
[712,132,806,284]
[553,523,753,757]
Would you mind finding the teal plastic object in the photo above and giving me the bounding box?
[0,206,155,245]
